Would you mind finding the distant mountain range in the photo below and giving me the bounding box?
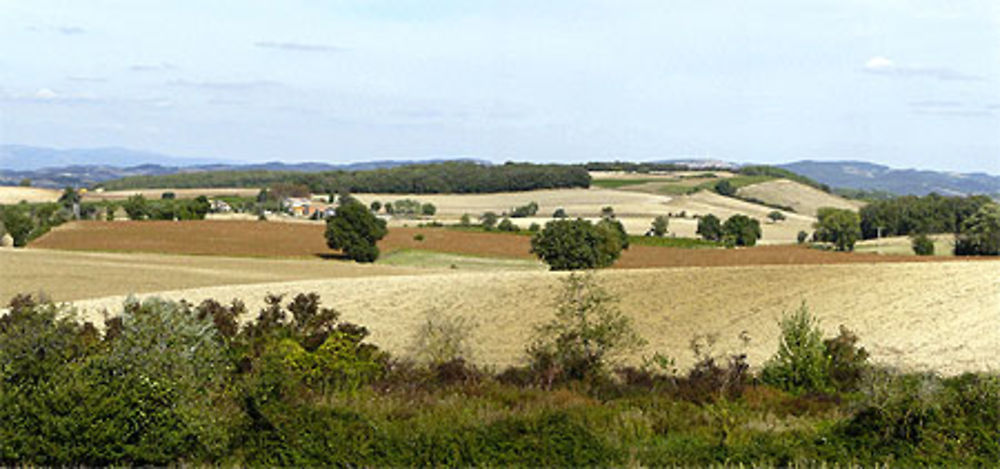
[0,145,231,171]
[0,145,489,188]
[1,145,997,196]
[777,160,1000,197]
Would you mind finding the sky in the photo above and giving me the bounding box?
[1,0,998,173]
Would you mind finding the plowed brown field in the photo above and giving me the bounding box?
[30,220,990,268]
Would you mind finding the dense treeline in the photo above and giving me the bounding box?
[859,193,993,239]
[3,279,999,466]
[101,162,591,194]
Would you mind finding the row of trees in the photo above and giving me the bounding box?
[696,214,763,247]
[121,195,212,221]
[859,193,992,239]
[103,162,592,194]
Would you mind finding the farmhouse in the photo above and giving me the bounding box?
[283,197,334,219]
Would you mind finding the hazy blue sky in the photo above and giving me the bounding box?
[1,0,998,172]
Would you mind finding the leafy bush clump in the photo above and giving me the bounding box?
[761,304,832,394]
[531,218,628,270]
[761,304,870,395]
[526,273,645,385]
[911,233,934,255]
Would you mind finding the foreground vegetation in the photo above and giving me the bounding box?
[2,276,998,466]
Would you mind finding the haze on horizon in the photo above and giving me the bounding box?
[1,0,998,173]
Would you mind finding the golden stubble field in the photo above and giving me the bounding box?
[352,187,819,243]
[83,187,259,201]
[0,186,61,204]
[66,261,1000,376]
[737,179,863,216]
[0,248,417,304]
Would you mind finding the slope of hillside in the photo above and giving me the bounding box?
[67,261,1000,375]
[737,179,862,216]
[0,186,61,204]
[779,160,1000,196]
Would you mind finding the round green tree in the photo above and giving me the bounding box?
[697,214,723,241]
[722,214,762,247]
[955,204,1000,256]
[814,208,861,251]
[530,219,626,270]
[324,200,388,262]
[650,215,669,237]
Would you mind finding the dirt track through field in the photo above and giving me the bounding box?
[67,261,1000,376]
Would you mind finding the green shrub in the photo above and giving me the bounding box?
[722,214,762,247]
[761,304,831,394]
[527,273,645,383]
[714,179,736,196]
[409,311,477,366]
[511,201,539,218]
[697,214,723,242]
[911,233,934,255]
[651,215,669,237]
[497,217,519,232]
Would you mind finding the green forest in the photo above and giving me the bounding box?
[101,162,592,194]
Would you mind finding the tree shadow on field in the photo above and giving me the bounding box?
[313,252,351,261]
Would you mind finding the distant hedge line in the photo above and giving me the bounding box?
[101,162,591,194]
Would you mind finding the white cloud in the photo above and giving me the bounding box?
[865,56,894,70]
[34,88,58,99]
[255,41,343,53]
[863,56,982,81]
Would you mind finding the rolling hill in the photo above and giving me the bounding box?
[779,160,1000,196]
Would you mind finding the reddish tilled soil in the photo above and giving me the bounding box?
[31,221,992,267]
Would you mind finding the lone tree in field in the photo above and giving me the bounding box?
[480,211,498,230]
[325,200,388,262]
[767,210,786,223]
[722,214,762,247]
[697,214,723,241]
[814,207,861,251]
[530,219,626,270]
[650,215,669,237]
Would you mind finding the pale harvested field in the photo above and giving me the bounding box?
[0,186,60,204]
[0,248,415,304]
[68,261,1000,376]
[83,187,259,201]
[737,179,863,216]
[354,188,815,243]
[353,188,673,220]
[856,234,956,257]
[659,191,816,243]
